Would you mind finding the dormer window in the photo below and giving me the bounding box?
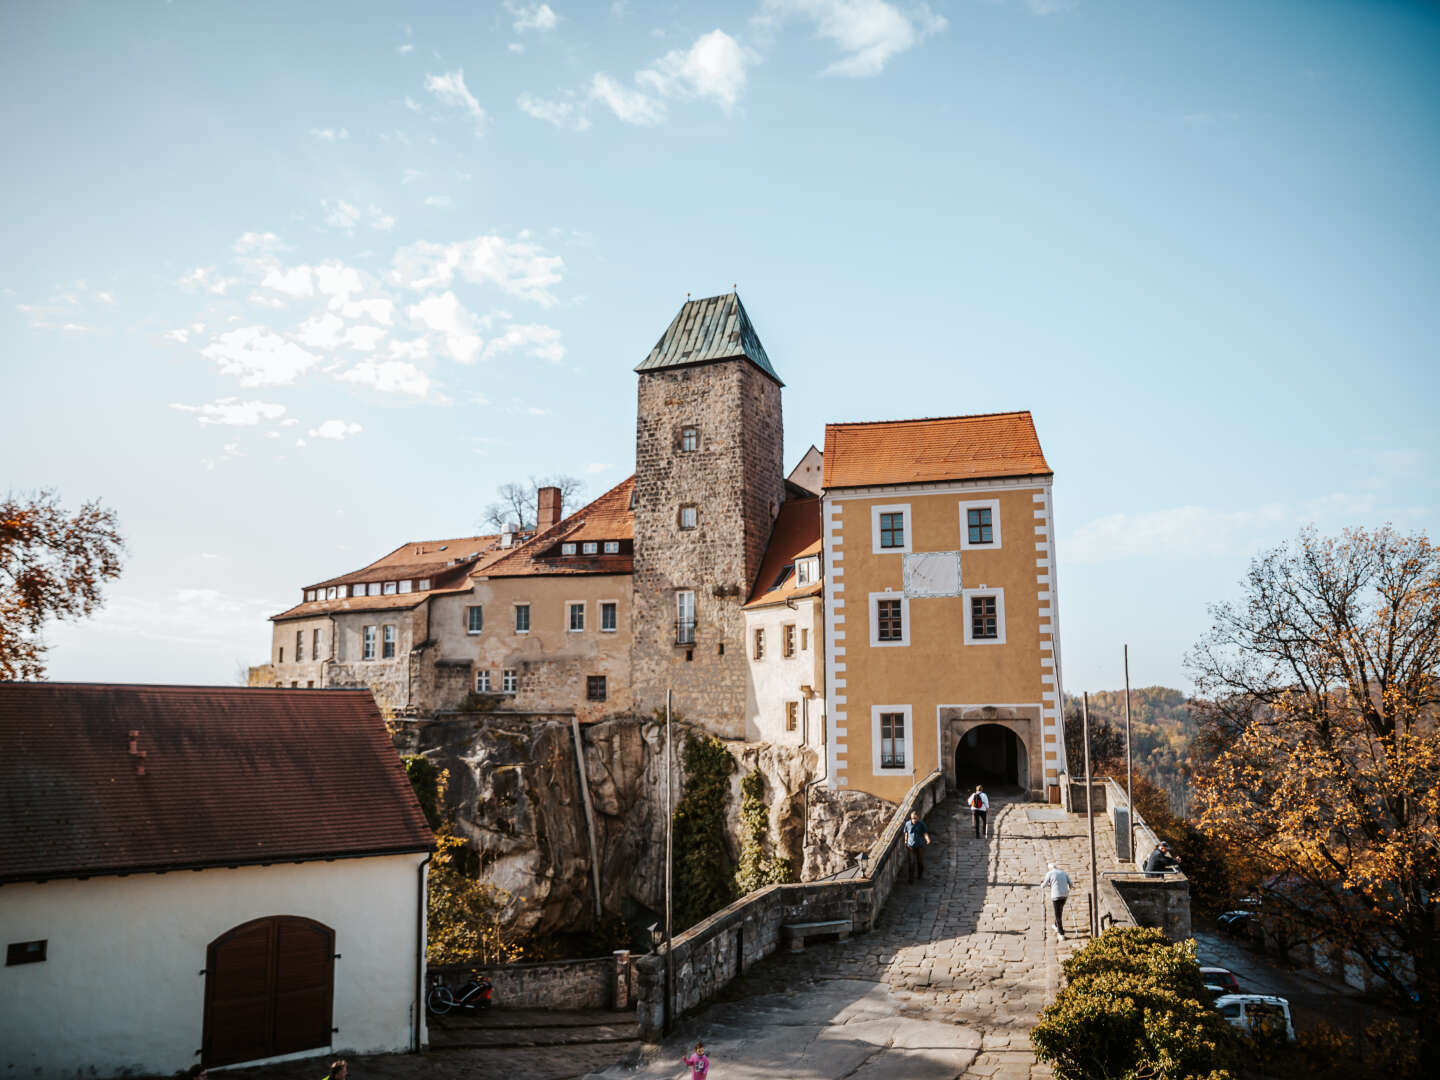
[306,590,316,602]
[796,557,819,587]
[326,586,338,601]
[562,542,577,555]
[681,426,698,452]
[604,541,619,554]
[418,578,431,590]
[351,584,364,598]
[398,580,413,594]
[367,582,381,596]
[383,581,397,595]
[582,542,598,555]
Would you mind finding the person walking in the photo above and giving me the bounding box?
[903,809,931,882]
[1040,861,1073,939]
[967,785,990,838]
[683,1040,710,1079]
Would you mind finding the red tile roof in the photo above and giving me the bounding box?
[745,497,823,608]
[822,412,1051,490]
[481,476,636,578]
[0,683,433,884]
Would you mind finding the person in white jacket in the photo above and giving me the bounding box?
[967,785,990,838]
[1041,862,1073,939]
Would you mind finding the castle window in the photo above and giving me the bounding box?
[383,581,397,595]
[562,542,577,555]
[278,646,284,663]
[502,668,518,693]
[467,606,484,634]
[801,628,809,650]
[515,604,530,633]
[362,626,376,660]
[869,592,910,647]
[959,499,1003,550]
[326,586,338,601]
[604,541,620,554]
[295,630,304,662]
[368,582,381,596]
[582,542,598,555]
[877,599,903,642]
[871,504,912,554]
[306,590,316,602]
[783,624,796,658]
[795,558,818,587]
[7,940,47,966]
[753,628,765,660]
[312,628,321,658]
[476,669,490,692]
[875,708,910,772]
[681,426,698,452]
[382,624,397,658]
[418,578,431,590]
[785,701,799,732]
[675,590,695,644]
[569,602,586,631]
[587,675,607,702]
[964,590,1006,644]
[601,602,618,632]
[679,505,698,530]
[398,580,413,594]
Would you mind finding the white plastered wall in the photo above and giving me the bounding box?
[743,596,823,747]
[0,853,427,1078]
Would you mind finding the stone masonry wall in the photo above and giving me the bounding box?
[631,361,784,737]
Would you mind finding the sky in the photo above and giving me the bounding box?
[3,0,1437,695]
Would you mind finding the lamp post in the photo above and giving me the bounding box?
[664,688,674,1035]
[1083,691,1099,937]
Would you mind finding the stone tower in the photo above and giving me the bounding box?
[631,292,785,737]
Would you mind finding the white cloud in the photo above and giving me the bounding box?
[337,358,433,398]
[403,95,422,112]
[309,419,364,440]
[585,462,615,474]
[313,261,367,309]
[402,167,426,183]
[201,326,320,386]
[96,291,115,305]
[310,127,350,141]
[341,297,396,324]
[322,199,361,232]
[248,293,289,309]
[261,264,315,298]
[765,0,946,77]
[390,234,565,306]
[170,398,289,426]
[345,325,387,352]
[164,328,191,344]
[508,2,559,32]
[424,194,456,208]
[509,42,525,54]
[234,231,286,254]
[637,29,753,110]
[482,322,565,364]
[425,69,488,133]
[398,43,415,54]
[296,311,346,349]
[589,73,667,125]
[179,266,235,295]
[407,290,484,364]
[367,204,396,231]
[517,92,592,131]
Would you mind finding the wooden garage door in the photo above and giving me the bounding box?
[203,916,334,1067]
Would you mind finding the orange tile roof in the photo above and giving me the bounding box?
[481,476,637,578]
[745,497,823,608]
[310,534,506,590]
[822,411,1051,490]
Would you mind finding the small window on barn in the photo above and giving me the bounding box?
[604,541,620,554]
[6,940,47,966]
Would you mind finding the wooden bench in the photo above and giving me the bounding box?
[781,919,852,953]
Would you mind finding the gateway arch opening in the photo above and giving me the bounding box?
[955,723,1026,793]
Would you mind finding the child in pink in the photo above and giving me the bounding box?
[682,1040,709,1079]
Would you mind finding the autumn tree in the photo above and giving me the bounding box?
[481,475,584,533]
[1,490,125,680]
[1187,526,1439,1068]
[1063,701,1126,773]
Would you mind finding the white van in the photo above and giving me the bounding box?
[1213,994,1296,1042]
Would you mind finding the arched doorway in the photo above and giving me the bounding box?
[202,915,335,1067]
[955,722,1027,793]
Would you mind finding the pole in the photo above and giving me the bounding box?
[1083,691,1099,937]
[1123,644,1135,865]
[664,688,674,1035]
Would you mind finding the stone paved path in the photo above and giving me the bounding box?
[587,794,1119,1080]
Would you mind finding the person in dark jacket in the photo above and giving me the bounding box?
[903,810,931,882]
[1144,842,1180,874]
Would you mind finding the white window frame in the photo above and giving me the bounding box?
[383,581,397,595]
[582,541,598,555]
[567,601,586,632]
[785,700,799,732]
[382,623,397,658]
[351,584,364,598]
[603,541,620,554]
[871,503,912,554]
[476,669,491,692]
[868,591,911,648]
[514,603,530,634]
[398,580,413,594]
[675,590,695,644]
[959,498,1003,550]
[680,426,698,452]
[367,582,381,597]
[295,630,304,662]
[466,605,484,635]
[795,557,818,587]
[561,542,577,555]
[782,623,796,658]
[963,587,1007,645]
[312,628,321,658]
[362,625,377,661]
[502,668,517,693]
[871,704,914,777]
[326,586,338,601]
[600,601,618,633]
[418,578,431,591]
[679,505,698,530]
[306,590,316,602]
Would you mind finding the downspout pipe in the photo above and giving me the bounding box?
[414,850,433,1051]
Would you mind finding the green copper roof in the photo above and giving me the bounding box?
[635,292,783,386]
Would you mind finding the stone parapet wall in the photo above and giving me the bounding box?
[634,770,947,1041]
[430,953,636,1010]
[1098,776,1191,941]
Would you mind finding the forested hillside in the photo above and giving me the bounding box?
[1063,687,1196,815]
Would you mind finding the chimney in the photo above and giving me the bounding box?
[537,486,563,533]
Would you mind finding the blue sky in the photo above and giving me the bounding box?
[4,0,1437,694]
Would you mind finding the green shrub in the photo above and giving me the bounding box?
[1031,926,1237,1080]
[672,733,735,928]
[735,770,797,895]
[402,754,446,830]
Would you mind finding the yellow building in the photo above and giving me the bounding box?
[820,412,1067,803]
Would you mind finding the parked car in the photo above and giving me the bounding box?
[1200,967,1241,995]
[1213,994,1296,1042]
[1217,910,1256,936]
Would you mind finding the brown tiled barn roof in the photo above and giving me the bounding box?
[822,412,1051,490]
[0,683,432,884]
[745,497,823,608]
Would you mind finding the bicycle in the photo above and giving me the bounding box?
[426,971,493,1015]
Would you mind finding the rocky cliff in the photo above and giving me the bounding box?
[394,714,896,940]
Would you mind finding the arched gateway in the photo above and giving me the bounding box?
[940,705,1043,798]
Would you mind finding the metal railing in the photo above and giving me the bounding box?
[675,619,696,645]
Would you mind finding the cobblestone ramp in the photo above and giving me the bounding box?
[586,794,1119,1080]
